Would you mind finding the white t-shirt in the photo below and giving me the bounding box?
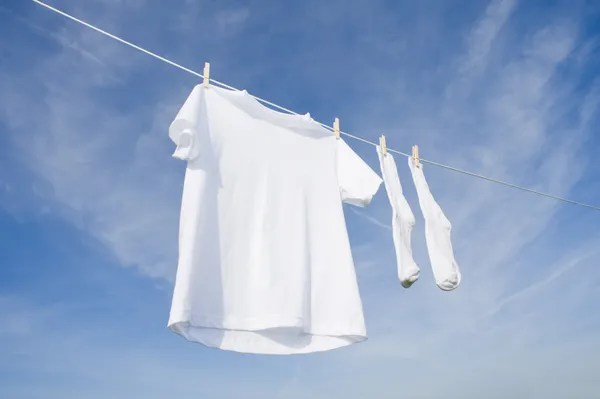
[168,85,382,354]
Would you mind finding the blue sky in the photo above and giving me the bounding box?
[1,0,600,397]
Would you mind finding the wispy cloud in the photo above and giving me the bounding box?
[460,0,519,76]
[487,234,600,317]
[350,207,392,231]
[215,7,250,35]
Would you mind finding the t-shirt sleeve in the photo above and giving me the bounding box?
[337,139,383,207]
[169,85,206,161]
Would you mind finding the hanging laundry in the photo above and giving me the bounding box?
[376,147,420,288]
[408,157,461,291]
[167,84,382,355]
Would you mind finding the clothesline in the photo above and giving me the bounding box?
[32,0,600,212]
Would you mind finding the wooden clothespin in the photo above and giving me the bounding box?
[333,117,340,139]
[379,135,387,156]
[412,145,420,168]
[203,62,211,88]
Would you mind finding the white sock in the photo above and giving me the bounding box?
[408,157,461,291]
[377,147,420,288]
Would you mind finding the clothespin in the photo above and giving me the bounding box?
[412,145,420,168]
[203,62,210,88]
[379,135,387,156]
[333,117,340,139]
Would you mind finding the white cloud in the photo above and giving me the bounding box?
[350,207,392,231]
[460,0,519,76]
[216,7,250,34]
[1,5,190,280]
[0,296,282,399]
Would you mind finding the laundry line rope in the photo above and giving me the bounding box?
[31,0,600,212]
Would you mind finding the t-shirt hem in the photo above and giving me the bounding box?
[168,314,366,336]
[167,315,367,355]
